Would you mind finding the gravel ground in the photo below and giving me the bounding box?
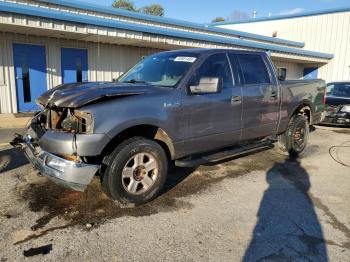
[0,126,349,261]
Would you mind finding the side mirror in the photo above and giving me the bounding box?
[277,68,286,81]
[190,77,221,94]
[278,75,286,81]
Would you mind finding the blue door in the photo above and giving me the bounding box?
[61,48,88,84]
[13,43,48,112]
[303,67,318,80]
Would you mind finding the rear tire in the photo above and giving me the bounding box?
[277,115,309,157]
[101,137,168,207]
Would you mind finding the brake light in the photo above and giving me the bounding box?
[322,88,327,105]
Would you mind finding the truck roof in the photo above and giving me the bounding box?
[161,48,267,56]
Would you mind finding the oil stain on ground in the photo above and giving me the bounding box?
[15,148,287,244]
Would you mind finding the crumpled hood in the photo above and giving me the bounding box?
[36,82,153,108]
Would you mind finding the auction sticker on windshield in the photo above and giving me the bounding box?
[174,57,197,63]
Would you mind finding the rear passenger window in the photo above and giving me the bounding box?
[237,54,270,85]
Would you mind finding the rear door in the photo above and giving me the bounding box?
[181,52,242,155]
[234,53,279,140]
[61,48,88,84]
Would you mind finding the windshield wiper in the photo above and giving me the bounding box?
[124,79,149,84]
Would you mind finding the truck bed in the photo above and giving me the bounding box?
[280,79,326,125]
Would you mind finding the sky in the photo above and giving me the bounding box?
[79,0,350,23]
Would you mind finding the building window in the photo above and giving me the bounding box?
[277,67,287,81]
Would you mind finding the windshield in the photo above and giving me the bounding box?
[326,83,350,98]
[118,52,199,87]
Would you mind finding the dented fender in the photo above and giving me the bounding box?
[38,130,111,156]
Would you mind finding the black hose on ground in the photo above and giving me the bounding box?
[329,140,350,167]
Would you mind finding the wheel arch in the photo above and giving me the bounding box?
[290,101,313,124]
[102,124,175,161]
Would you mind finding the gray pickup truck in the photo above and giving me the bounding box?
[13,49,326,206]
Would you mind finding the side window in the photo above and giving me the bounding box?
[326,84,334,96]
[195,53,233,88]
[237,54,271,85]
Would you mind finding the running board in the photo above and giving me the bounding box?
[175,141,274,168]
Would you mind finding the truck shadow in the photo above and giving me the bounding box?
[243,155,328,261]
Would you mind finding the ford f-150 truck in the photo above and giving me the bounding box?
[13,49,326,206]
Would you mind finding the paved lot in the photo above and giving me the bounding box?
[0,128,24,144]
[0,114,33,129]
[0,126,349,261]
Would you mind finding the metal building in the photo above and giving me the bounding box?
[0,0,333,113]
[212,7,350,83]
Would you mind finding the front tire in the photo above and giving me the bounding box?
[277,115,309,157]
[101,137,168,207]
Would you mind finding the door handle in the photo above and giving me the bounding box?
[231,95,242,104]
[270,91,278,99]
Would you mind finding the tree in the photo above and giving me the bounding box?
[141,4,164,16]
[112,1,165,17]
[212,17,225,23]
[112,0,137,12]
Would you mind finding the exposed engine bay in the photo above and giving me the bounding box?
[31,107,94,136]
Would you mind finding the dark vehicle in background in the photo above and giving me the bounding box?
[322,82,350,126]
[13,49,326,206]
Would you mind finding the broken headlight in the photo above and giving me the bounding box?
[45,155,67,172]
[61,109,93,134]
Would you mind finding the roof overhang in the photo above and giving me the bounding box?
[35,0,305,48]
[0,1,333,64]
[210,6,350,26]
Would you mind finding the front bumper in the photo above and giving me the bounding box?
[20,135,99,192]
[321,110,350,126]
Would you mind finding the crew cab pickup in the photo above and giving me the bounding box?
[13,49,326,206]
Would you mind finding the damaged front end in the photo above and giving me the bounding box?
[11,108,100,192]
[11,81,152,191]
[322,105,350,126]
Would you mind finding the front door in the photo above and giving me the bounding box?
[13,43,48,112]
[61,48,88,84]
[181,53,242,155]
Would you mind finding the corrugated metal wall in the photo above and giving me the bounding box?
[219,11,350,82]
[0,32,159,113]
